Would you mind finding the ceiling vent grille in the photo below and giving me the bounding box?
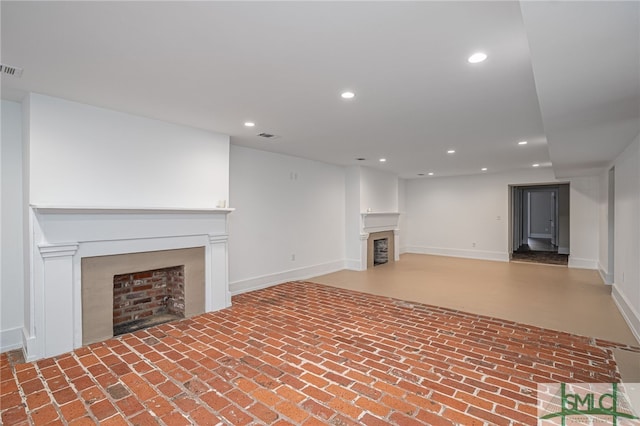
[0,64,24,78]
[257,132,278,139]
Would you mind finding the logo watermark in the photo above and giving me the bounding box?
[538,383,640,425]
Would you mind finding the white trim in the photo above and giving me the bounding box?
[32,205,235,214]
[0,327,23,352]
[404,246,509,262]
[399,246,410,255]
[568,257,598,270]
[530,233,552,239]
[344,259,362,271]
[598,262,613,284]
[230,260,344,295]
[612,285,640,345]
[558,246,570,255]
[22,327,37,362]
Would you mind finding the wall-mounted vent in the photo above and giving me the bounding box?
[257,132,278,139]
[0,64,24,78]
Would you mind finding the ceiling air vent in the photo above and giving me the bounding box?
[257,132,278,139]
[0,64,24,78]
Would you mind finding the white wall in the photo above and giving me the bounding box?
[568,175,600,269]
[598,169,610,277]
[398,178,408,253]
[27,93,229,208]
[1,100,25,351]
[611,134,640,340]
[405,168,600,265]
[228,146,346,294]
[345,166,362,268]
[360,167,398,212]
[558,184,570,254]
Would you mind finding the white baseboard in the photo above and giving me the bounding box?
[399,246,410,255]
[568,257,598,270]
[598,262,613,284]
[22,327,37,362]
[404,246,509,262]
[0,327,23,353]
[344,259,363,271]
[612,285,640,345]
[530,233,552,239]
[230,260,345,295]
[558,246,570,255]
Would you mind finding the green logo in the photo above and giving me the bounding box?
[539,383,640,425]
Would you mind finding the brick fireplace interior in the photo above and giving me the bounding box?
[366,230,395,269]
[373,238,389,266]
[81,247,206,345]
[112,265,186,336]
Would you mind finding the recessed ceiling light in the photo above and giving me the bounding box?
[518,141,528,145]
[468,52,487,64]
[447,150,456,154]
[341,91,355,99]
[244,122,255,127]
[481,167,488,171]
[418,173,425,176]
[356,157,366,161]
[428,172,434,176]
[379,158,386,162]
[532,163,540,167]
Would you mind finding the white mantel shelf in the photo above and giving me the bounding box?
[361,212,400,216]
[31,205,235,215]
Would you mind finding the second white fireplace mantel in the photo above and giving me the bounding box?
[356,212,400,270]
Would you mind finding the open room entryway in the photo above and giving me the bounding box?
[509,183,570,266]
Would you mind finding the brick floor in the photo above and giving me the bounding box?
[1,281,637,425]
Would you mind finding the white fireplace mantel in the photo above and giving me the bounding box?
[25,205,234,361]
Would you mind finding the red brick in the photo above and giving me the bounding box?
[26,390,51,409]
[200,391,231,411]
[161,411,191,426]
[253,388,282,407]
[248,402,279,423]
[381,394,416,415]
[355,397,391,417]
[146,395,175,417]
[90,398,117,421]
[129,411,159,426]
[360,413,389,426]
[301,385,333,402]
[1,406,28,425]
[30,404,60,424]
[116,395,145,417]
[60,400,88,421]
[275,401,309,424]
[442,408,484,425]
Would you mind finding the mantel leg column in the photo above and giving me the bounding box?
[208,234,231,310]
[38,244,78,358]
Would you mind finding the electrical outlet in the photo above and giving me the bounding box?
[496,216,501,221]
[472,242,476,248]
[291,254,296,261]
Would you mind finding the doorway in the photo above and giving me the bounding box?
[509,183,570,265]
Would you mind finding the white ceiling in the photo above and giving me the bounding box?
[2,1,638,179]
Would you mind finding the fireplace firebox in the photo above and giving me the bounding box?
[113,265,185,336]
